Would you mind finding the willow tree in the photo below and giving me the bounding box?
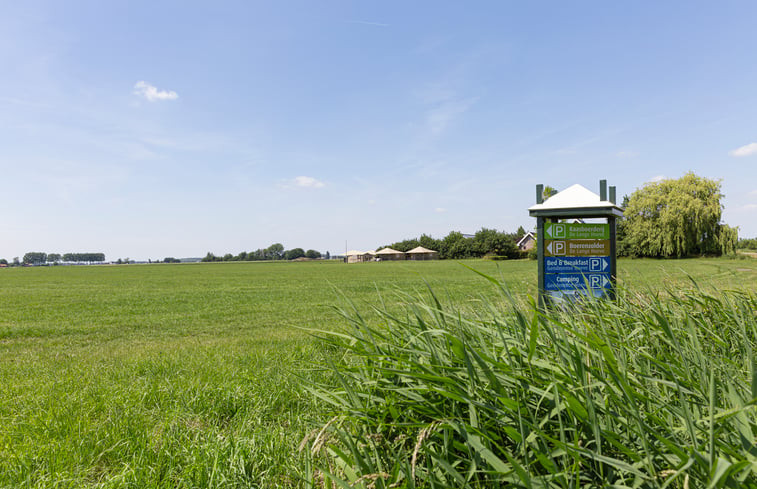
[624,173,736,257]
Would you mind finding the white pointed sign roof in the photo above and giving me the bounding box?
[528,184,623,217]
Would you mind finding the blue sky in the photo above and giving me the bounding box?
[2,1,757,260]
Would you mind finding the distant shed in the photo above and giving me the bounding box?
[406,246,439,261]
[375,247,406,261]
[344,250,373,263]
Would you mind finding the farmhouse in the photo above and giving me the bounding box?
[406,246,439,261]
[516,231,536,251]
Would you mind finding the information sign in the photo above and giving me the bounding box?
[544,256,610,274]
[544,240,611,257]
[544,272,612,291]
[545,223,609,240]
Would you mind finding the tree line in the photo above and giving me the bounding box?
[4,252,107,266]
[201,243,328,262]
[380,227,529,260]
[200,227,533,264]
[736,238,757,251]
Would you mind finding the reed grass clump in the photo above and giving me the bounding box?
[304,277,757,488]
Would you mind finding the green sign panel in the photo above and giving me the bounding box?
[545,223,609,240]
[544,239,611,257]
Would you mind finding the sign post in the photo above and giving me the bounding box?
[529,180,623,307]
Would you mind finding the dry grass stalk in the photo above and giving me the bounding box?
[411,421,442,481]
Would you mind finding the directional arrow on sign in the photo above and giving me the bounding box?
[546,241,552,254]
[546,226,552,238]
[603,276,610,287]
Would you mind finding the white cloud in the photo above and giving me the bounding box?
[740,204,757,211]
[749,189,757,197]
[729,142,757,157]
[293,176,325,188]
[616,150,639,158]
[425,97,477,135]
[649,175,666,183]
[435,207,446,213]
[133,81,179,102]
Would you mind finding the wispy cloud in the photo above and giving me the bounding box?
[616,150,639,158]
[434,207,446,213]
[133,81,179,102]
[649,175,666,183]
[729,142,757,157]
[425,97,477,136]
[345,20,389,27]
[292,176,325,188]
[740,204,757,211]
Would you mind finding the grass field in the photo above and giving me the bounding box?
[0,258,755,487]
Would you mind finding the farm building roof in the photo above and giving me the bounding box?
[345,250,369,256]
[375,247,403,255]
[516,232,535,248]
[406,246,438,254]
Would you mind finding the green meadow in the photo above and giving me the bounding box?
[1,258,756,488]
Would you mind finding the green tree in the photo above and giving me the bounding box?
[266,243,284,260]
[47,253,62,264]
[23,252,47,265]
[384,238,420,252]
[305,249,321,259]
[284,248,305,260]
[737,238,757,250]
[472,228,517,257]
[439,232,473,259]
[542,186,558,201]
[623,173,736,257]
[419,234,441,251]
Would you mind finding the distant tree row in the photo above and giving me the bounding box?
[737,238,757,250]
[19,252,106,265]
[381,227,527,260]
[201,243,328,262]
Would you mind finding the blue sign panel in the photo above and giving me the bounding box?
[544,272,612,291]
[544,256,611,274]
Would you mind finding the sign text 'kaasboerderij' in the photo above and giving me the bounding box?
[544,240,610,257]
[545,223,610,240]
[544,256,610,273]
[543,272,613,291]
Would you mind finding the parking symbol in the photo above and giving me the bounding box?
[589,258,600,271]
[554,241,565,255]
[554,224,566,238]
[590,275,601,288]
